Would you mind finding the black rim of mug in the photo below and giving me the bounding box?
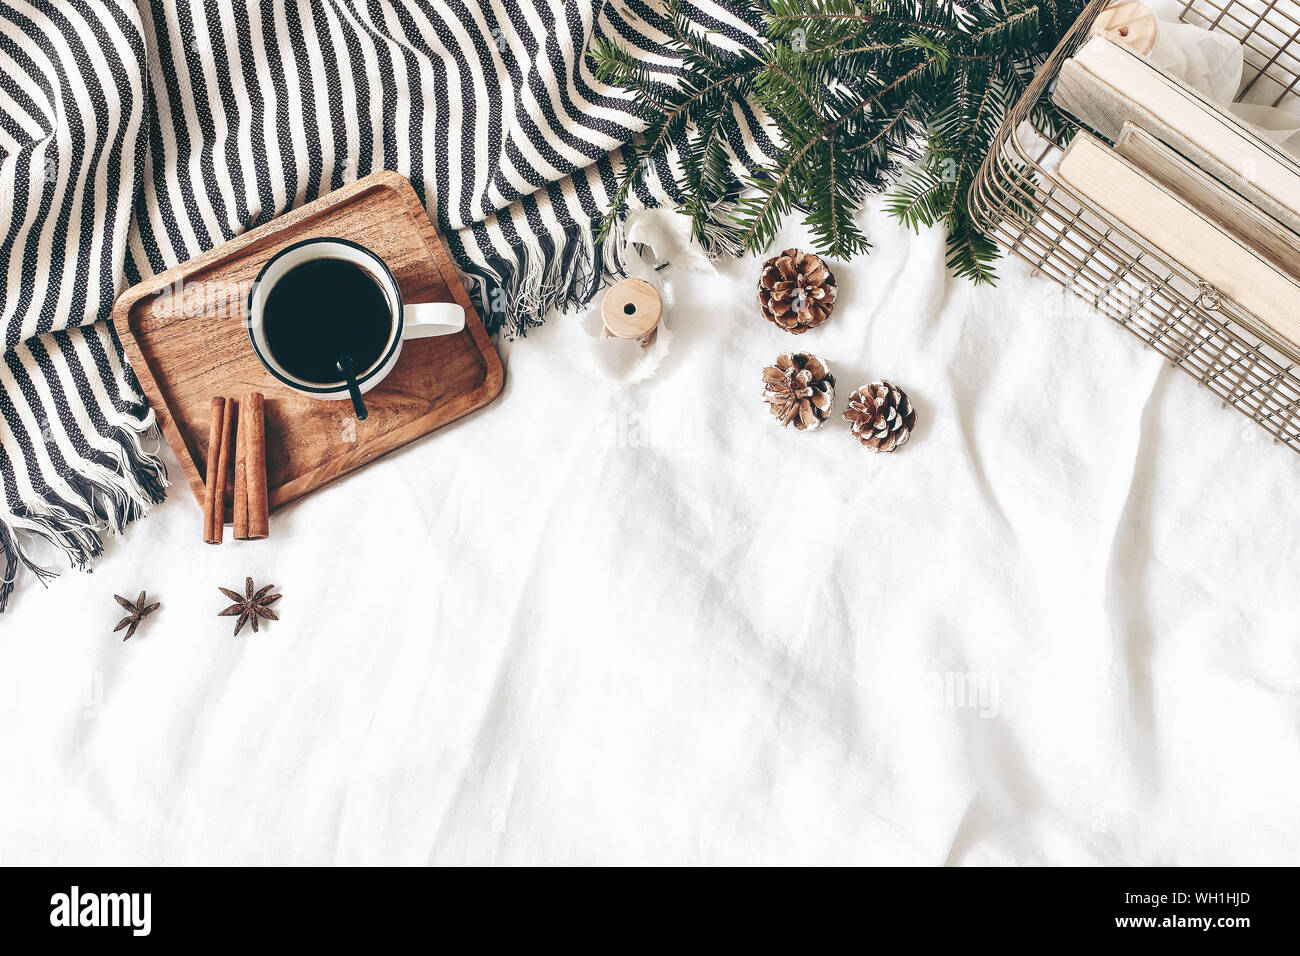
[245,235,405,395]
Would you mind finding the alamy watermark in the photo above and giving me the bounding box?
[50,886,151,936]
[150,276,252,320]
[596,401,706,454]
[0,670,103,718]
[895,668,1000,718]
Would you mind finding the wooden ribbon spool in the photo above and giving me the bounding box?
[1091,1,1158,56]
[600,277,662,346]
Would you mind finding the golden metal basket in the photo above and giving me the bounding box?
[970,0,1300,453]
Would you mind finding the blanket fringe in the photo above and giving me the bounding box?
[459,217,630,338]
[697,217,744,259]
[458,210,745,338]
[0,415,168,612]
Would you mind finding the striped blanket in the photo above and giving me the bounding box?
[0,1,773,609]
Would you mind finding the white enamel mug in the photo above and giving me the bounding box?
[246,237,464,405]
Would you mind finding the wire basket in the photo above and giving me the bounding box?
[970,0,1300,453]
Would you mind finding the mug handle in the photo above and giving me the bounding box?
[402,302,465,339]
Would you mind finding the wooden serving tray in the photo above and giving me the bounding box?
[114,171,503,517]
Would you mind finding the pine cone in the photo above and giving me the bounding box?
[844,380,917,452]
[762,352,835,430]
[757,248,837,333]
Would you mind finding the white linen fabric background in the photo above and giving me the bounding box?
[2,204,1298,865]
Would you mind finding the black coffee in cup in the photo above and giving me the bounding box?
[262,258,392,385]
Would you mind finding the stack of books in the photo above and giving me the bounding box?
[1051,33,1300,349]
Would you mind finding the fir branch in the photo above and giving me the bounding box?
[591,57,764,243]
[592,0,1088,283]
[843,97,915,155]
[736,54,936,253]
[666,9,722,65]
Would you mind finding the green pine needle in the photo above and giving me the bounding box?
[589,0,1087,283]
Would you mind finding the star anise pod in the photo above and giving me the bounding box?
[218,577,281,636]
[113,591,160,641]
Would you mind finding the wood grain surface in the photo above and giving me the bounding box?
[600,277,662,339]
[113,171,504,519]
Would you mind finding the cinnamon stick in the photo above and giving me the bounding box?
[246,392,269,539]
[215,396,235,535]
[232,407,248,540]
[238,392,269,540]
[203,397,227,544]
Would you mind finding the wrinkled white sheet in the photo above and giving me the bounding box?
[1,204,1298,865]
